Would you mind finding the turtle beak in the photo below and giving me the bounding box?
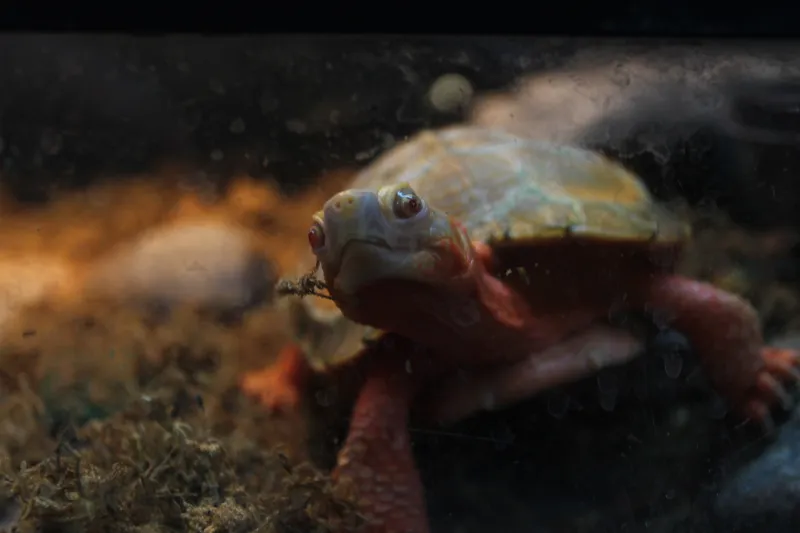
[334,240,419,294]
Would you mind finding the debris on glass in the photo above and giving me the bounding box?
[274,261,333,300]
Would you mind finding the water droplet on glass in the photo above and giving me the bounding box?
[480,391,496,411]
[41,129,63,156]
[596,369,618,394]
[315,389,333,407]
[599,390,617,412]
[259,94,278,114]
[449,299,481,327]
[662,351,683,378]
[707,394,728,420]
[547,391,570,419]
[671,407,691,427]
[633,372,649,400]
[492,425,515,451]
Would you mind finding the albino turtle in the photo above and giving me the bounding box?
[301,126,800,533]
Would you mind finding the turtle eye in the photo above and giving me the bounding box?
[308,221,325,251]
[392,188,424,219]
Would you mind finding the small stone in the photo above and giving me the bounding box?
[428,73,474,113]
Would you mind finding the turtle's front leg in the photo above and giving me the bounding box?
[422,325,643,424]
[240,343,311,413]
[638,275,800,428]
[334,339,429,533]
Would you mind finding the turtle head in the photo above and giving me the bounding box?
[308,182,477,298]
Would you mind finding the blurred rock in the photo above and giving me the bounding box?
[712,410,800,533]
[82,221,276,315]
[0,255,77,328]
[709,334,800,533]
[469,44,798,149]
[427,73,475,114]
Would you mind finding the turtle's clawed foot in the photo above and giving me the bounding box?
[240,344,310,414]
[241,369,302,413]
[742,347,800,433]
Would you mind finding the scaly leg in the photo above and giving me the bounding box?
[639,275,800,427]
[423,325,643,425]
[334,341,429,533]
[239,342,312,413]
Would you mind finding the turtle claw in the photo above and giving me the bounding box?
[751,407,777,437]
[755,373,794,411]
[763,347,800,383]
[738,348,800,433]
[739,394,777,437]
[241,371,302,413]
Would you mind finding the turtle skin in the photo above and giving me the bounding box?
[305,126,800,533]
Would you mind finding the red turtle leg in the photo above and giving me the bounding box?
[240,342,312,413]
[424,325,643,425]
[638,275,800,427]
[333,346,429,533]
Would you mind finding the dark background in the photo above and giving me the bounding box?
[2,34,800,230]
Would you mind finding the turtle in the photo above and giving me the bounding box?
[299,125,800,533]
[239,132,642,420]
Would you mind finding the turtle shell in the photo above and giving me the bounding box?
[289,125,690,370]
[283,280,382,371]
[350,125,690,246]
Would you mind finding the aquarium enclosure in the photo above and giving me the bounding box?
[0,36,798,533]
